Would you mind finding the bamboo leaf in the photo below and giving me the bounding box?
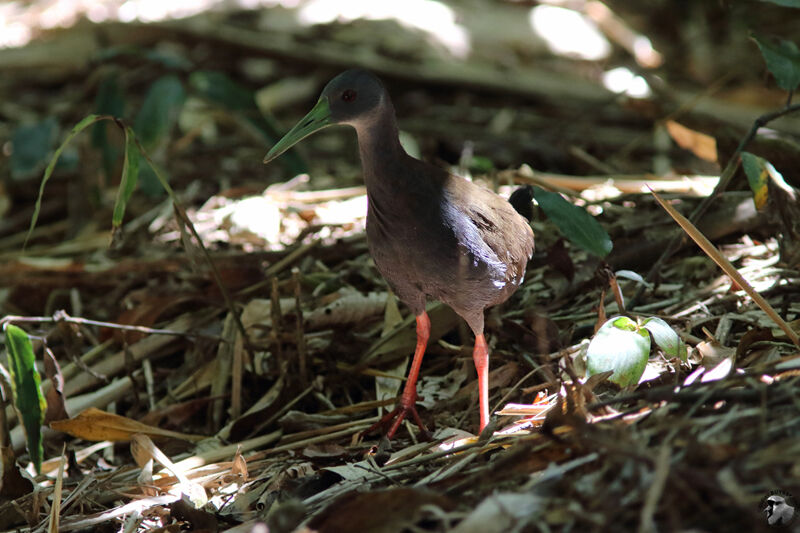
[26,115,106,249]
[3,324,47,474]
[112,126,141,229]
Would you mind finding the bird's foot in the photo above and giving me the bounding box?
[362,398,431,440]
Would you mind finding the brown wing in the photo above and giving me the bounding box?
[446,176,534,289]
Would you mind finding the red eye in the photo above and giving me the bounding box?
[342,89,357,102]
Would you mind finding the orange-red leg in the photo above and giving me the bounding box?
[364,312,431,439]
[473,333,490,431]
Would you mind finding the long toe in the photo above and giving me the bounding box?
[362,402,429,440]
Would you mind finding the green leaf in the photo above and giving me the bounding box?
[26,115,106,248]
[741,151,770,209]
[10,118,57,180]
[189,70,307,176]
[752,34,800,92]
[469,155,495,174]
[3,324,47,474]
[134,74,185,151]
[92,75,126,179]
[189,70,255,111]
[610,316,638,331]
[642,317,686,362]
[112,127,141,228]
[586,316,650,387]
[532,187,612,257]
[133,75,184,195]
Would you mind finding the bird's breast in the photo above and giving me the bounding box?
[365,193,517,311]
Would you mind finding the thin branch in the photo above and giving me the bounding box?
[0,312,224,342]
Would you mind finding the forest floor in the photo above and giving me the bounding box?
[1,2,800,532]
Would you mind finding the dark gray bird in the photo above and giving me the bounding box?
[265,69,534,438]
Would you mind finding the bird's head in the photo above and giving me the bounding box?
[264,69,387,163]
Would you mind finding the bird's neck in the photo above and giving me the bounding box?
[355,110,407,194]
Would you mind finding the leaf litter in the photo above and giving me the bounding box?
[1,2,800,532]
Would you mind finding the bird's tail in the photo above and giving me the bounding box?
[508,185,534,221]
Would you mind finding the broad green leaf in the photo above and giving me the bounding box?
[189,70,307,176]
[642,317,687,362]
[586,316,650,387]
[189,70,255,112]
[26,114,106,248]
[133,75,184,195]
[752,34,800,92]
[112,127,141,228]
[10,118,57,180]
[741,152,770,209]
[610,316,638,331]
[92,75,126,179]
[533,187,612,257]
[134,74,185,151]
[3,324,46,474]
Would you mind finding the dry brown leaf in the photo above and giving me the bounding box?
[106,295,190,344]
[305,290,388,329]
[307,487,454,533]
[131,434,208,508]
[695,339,736,367]
[0,446,33,499]
[665,120,718,162]
[43,347,68,424]
[168,360,219,402]
[362,303,460,362]
[231,446,248,481]
[47,444,66,533]
[130,433,156,468]
[50,407,206,442]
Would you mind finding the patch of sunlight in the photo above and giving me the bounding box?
[1,0,470,55]
[86,3,114,23]
[119,0,220,23]
[0,22,31,48]
[248,0,305,8]
[297,0,471,59]
[602,66,652,98]
[529,5,610,61]
[631,34,661,68]
[315,194,367,225]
